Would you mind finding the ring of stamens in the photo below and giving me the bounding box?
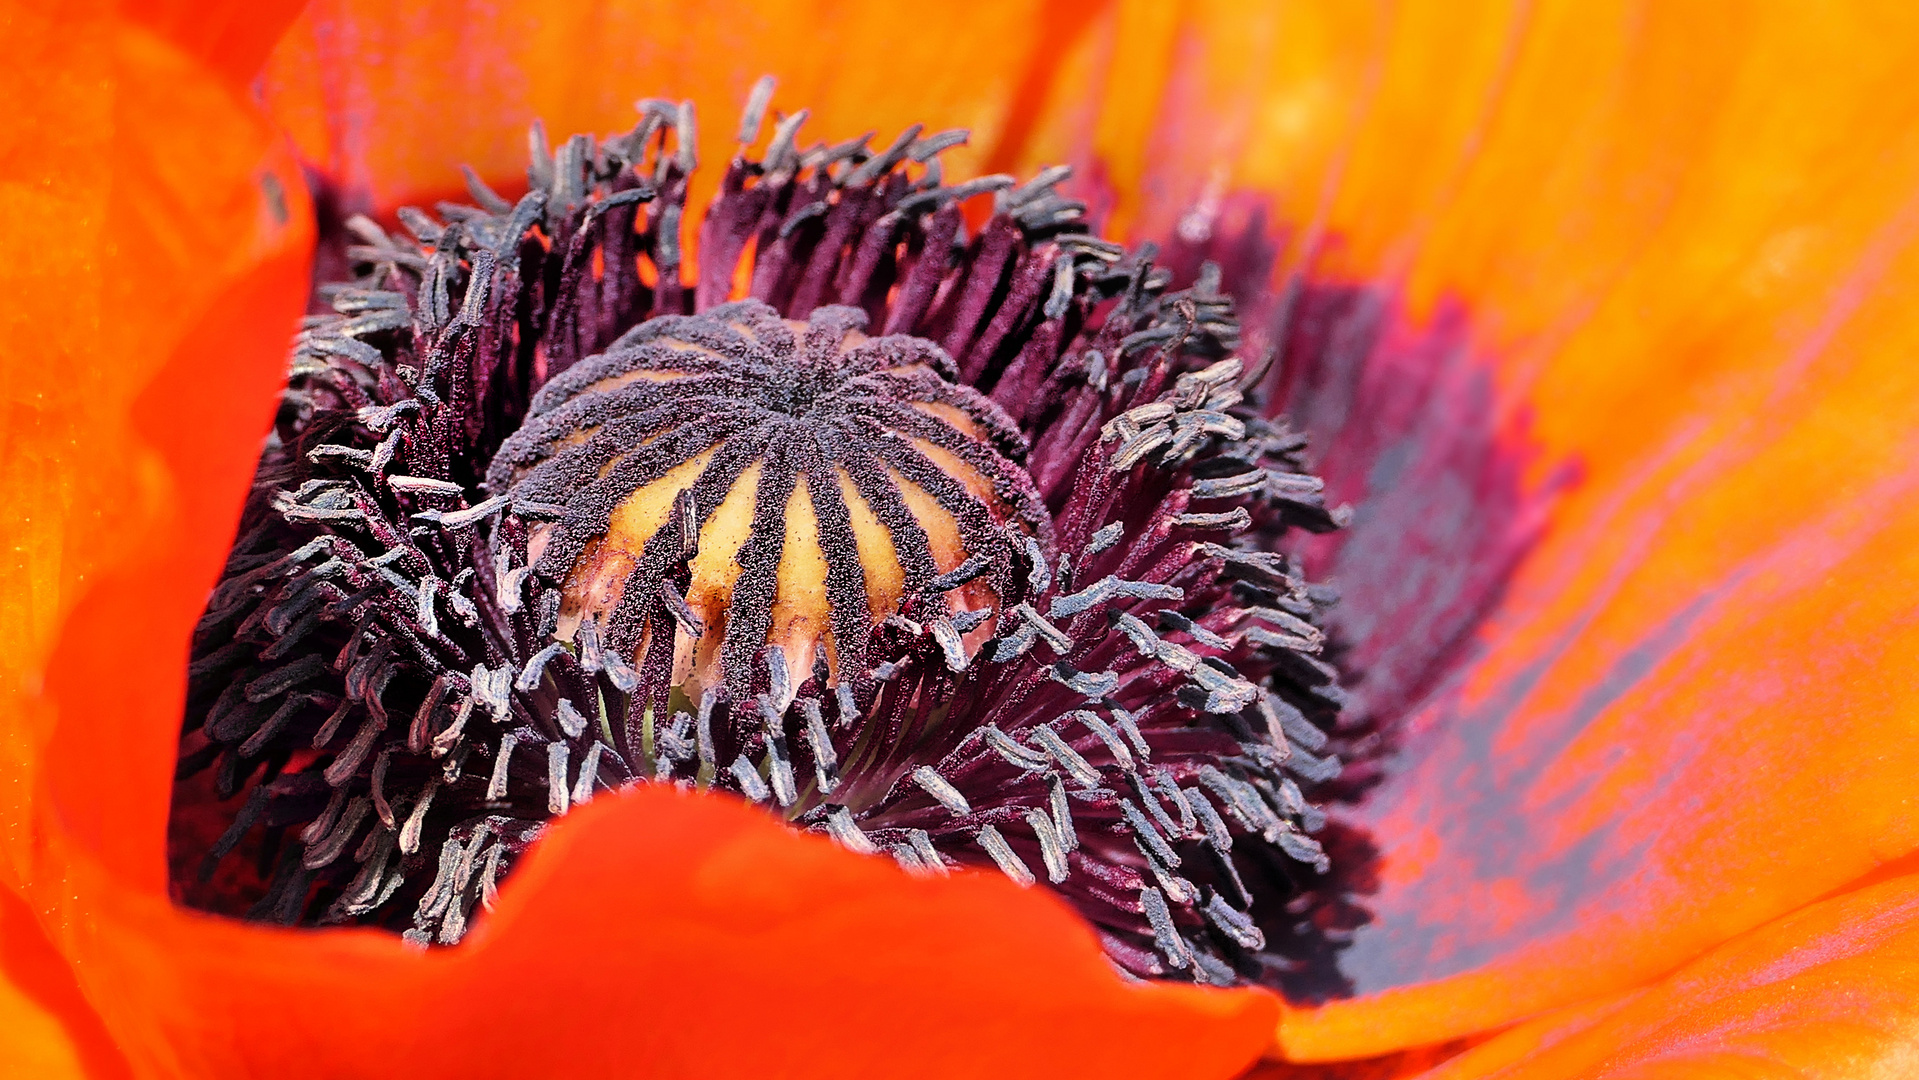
[173,79,1352,990]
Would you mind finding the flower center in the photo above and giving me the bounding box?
[490,301,1047,706]
[172,79,1352,988]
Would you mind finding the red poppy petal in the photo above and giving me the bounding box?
[0,887,116,1079]
[979,1,1919,1058]
[1286,8,1919,1056]
[0,983,87,1079]
[0,890,104,1074]
[0,6,308,1066]
[1416,872,1919,1079]
[70,1,1919,1069]
[120,0,307,89]
[258,0,1116,216]
[22,13,317,893]
[0,0,311,899]
[76,787,1275,1077]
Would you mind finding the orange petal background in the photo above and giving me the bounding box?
[1094,3,1919,1060]
[9,0,1919,1076]
[1088,0,1919,1063]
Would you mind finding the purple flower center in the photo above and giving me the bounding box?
[172,80,1364,989]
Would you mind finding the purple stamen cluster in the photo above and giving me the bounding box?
[173,79,1350,985]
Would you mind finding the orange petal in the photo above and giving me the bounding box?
[0,887,120,1079]
[1287,4,1919,1055]
[982,0,1919,1058]
[1239,1039,1488,1080]
[0,1,308,1061]
[76,787,1275,1077]
[56,0,1919,1069]
[1,0,312,897]
[17,11,317,894]
[258,0,1119,216]
[120,0,307,89]
[0,981,86,1080]
[1420,872,1919,1078]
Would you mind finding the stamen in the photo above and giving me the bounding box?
[821,806,878,855]
[910,766,971,816]
[1024,809,1070,884]
[546,742,570,815]
[487,734,517,802]
[729,755,771,803]
[571,742,605,805]
[400,776,438,855]
[1047,776,1078,854]
[907,830,948,874]
[1071,709,1134,771]
[982,725,1050,773]
[175,80,1352,992]
[1030,726,1100,788]
[556,698,588,740]
[760,698,798,808]
[976,825,1035,887]
[800,699,838,794]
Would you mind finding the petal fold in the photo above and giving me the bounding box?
[120,0,307,88]
[92,788,1277,1078]
[1422,872,1919,1079]
[0,886,128,1079]
[1,0,311,898]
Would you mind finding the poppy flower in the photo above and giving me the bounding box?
[9,1,1919,1077]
